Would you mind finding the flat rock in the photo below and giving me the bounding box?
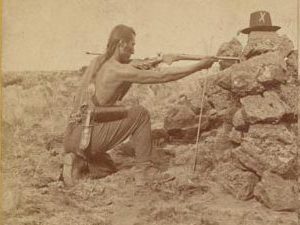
[240,91,291,124]
[254,171,298,211]
[213,163,259,200]
[232,124,297,178]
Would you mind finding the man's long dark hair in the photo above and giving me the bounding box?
[73,24,135,110]
[105,24,135,60]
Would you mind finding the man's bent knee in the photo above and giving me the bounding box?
[130,105,150,121]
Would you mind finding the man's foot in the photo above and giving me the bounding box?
[62,153,87,186]
[134,162,175,187]
[87,152,117,179]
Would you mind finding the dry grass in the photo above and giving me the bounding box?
[2,68,298,225]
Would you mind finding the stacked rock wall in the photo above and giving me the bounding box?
[164,32,298,211]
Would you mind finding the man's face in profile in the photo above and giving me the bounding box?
[120,34,135,62]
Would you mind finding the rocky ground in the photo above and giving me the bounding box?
[2,32,299,225]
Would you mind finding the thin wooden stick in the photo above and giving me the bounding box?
[296,0,300,221]
[192,75,208,172]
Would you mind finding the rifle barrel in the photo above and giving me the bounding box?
[216,56,240,61]
[176,54,240,62]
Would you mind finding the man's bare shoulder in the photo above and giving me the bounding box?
[94,60,132,81]
[106,61,136,77]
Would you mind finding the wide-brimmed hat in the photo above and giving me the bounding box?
[240,11,281,34]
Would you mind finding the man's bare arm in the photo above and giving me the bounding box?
[129,57,162,70]
[114,57,216,84]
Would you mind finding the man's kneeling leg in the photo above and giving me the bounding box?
[87,152,117,179]
[63,153,88,186]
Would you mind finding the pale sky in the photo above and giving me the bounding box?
[2,0,299,71]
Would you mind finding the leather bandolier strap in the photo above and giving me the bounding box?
[70,80,130,158]
[92,106,128,122]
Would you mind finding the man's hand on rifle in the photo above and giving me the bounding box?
[201,56,218,69]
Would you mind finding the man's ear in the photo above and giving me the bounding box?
[119,40,125,48]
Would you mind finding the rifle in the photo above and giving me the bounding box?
[85,51,240,64]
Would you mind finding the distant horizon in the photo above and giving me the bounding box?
[2,0,298,71]
[2,69,82,73]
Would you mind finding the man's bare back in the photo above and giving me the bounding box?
[94,59,132,106]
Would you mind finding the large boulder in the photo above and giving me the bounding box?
[254,171,298,211]
[240,91,291,124]
[216,52,288,97]
[213,163,259,200]
[242,32,294,59]
[164,105,210,142]
[232,124,297,178]
[216,38,243,70]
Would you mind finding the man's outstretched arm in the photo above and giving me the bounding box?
[114,57,217,84]
[129,57,162,70]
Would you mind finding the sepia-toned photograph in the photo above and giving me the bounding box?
[2,0,299,224]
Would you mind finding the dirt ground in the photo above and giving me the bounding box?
[2,71,299,225]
